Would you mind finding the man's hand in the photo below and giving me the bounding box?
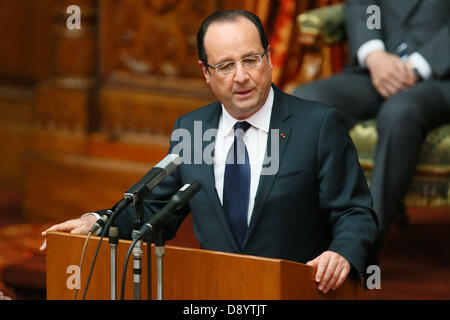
[0,291,12,300]
[40,215,97,252]
[365,50,417,98]
[307,251,351,294]
[404,59,420,83]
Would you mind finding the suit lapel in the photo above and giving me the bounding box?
[243,85,292,249]
[199,103,240,252]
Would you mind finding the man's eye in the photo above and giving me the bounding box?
[244,56,259,62]
[217,62,235,71]
[243,56,260,66]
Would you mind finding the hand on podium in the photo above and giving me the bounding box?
[40,215,97,252]
[0,291,12,300]
[307,250,351,294]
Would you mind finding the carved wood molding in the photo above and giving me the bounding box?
[99,0,218,80]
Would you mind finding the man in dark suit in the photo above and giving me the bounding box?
[41,10,378,293]
[294,0,450,243]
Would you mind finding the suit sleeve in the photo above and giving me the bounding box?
[415,21,450,78]
[316,109,379,277]
[345,0,383,63]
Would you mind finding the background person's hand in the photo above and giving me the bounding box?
[307,250,351,294]
[365,50,417,98]
[404,59,420,84]
[40,215,97,251]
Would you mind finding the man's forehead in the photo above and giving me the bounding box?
[203,17,261,59]
[205,17,259,41]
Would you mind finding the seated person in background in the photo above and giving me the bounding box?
[41,9,378,293]
[294,0,450,257]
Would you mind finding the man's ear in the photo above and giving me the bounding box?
[198,60,210,84]
[266,45,273,70]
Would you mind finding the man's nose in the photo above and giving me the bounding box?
[233,62,249,83]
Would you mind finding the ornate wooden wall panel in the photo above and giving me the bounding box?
[24,152,148,222]
[24,0,100,221]
[0,0,52,191]
[30,0,97,161]
[0,86,34,189]
[101,0,219,79]
[98,85,210,136]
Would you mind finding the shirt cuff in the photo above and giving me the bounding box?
[357,39,386,67]
[82,212,101,219]
[408,52,432,80]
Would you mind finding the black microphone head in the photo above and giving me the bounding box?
[186,180,201,194]
[143,180,202,233]
[144,154,182,191]
[125,153,182,197]
[172,180,201,209]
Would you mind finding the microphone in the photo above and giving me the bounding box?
[113,153,182,214]
[125,153,182,202]
[90,154,182,234]
[136,181,201,240]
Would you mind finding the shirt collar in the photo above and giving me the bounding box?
[220,86,274,135]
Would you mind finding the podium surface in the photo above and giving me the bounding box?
[46,232,362,300]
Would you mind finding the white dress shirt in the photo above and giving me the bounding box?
[214,87,274,225]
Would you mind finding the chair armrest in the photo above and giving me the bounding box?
[297,3,346,45]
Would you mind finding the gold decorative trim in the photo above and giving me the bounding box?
[51,77,95,90]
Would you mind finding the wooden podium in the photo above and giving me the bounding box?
[46,232,363,300]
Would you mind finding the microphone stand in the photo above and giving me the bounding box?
[144,231,153,300]
[131,200,144,300]
[154,230,165,300]
[108,212,119,300]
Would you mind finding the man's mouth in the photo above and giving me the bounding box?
[234,89,254,96]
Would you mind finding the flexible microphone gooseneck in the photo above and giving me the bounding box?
[81,154,182,300]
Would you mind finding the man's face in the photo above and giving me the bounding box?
[199,17,273,120]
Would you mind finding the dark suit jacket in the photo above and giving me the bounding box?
[345,0,450,78]
[112,85,378,277]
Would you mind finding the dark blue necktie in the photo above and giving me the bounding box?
[223,121,251,250]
